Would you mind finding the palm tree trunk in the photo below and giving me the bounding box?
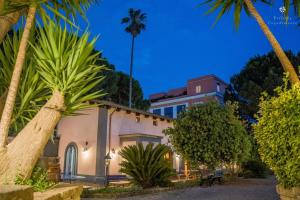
[244,0,300,85]
[0,0,4,15]
[0,6,36,149]
[0,90,7,118]
[0,90,64,184]
[0,10,21,43]
[129,35,135,108]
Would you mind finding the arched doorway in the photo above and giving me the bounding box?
[64,143,78,177]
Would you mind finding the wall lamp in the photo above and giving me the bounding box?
[83,141,89,152]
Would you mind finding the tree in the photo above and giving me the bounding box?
[0,0,94,149]
[164,102,251,170]
[200,0,300,85]
[121,8,146,108]
[0,0,93,43]
[224,51,300,118]
[254,78,300,188]
[119,143,173,188]
[0,21,104,184]
[91,56,150,110]
[0,6,36,148]
[0,31,49,133]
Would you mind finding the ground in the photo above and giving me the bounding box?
[82,176,279,200]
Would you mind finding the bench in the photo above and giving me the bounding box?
[207,170,224,186]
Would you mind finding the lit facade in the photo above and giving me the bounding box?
[149,74,227,118]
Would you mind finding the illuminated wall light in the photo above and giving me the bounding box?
[83,141,89,152]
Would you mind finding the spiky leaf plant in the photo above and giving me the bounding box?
[0,31,50,133]
[119,143,174,188]
[0,20,105,184]
[32,20,105,115]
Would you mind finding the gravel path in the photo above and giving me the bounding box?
[82,177,279,200]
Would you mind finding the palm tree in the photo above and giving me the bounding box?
[0,0,95,149]
[201,0,300,85]
[121,8,146,108]
[0,5,36,149]
[0,20,105,183]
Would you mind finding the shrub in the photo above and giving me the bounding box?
[119,143,174,188]
[15,167,55,192]
[164,102,251,169]
[241,160,268,178]
[254,79,300,188]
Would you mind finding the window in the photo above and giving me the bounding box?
[177,105,186,115]
[217,83,221,92]
[164,107,173,118]
[196,85,202,93]
[153,109,161,115]
[153,120,158,126]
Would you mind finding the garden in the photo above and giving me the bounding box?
[0,0,299,199]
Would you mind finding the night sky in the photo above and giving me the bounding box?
[78,0,300,98]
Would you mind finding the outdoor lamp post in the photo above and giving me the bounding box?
[104,153,112,187]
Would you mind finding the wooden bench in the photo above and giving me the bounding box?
[109,180,131,187]
[207,170,224,186]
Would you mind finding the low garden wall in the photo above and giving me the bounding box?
[0,184,82,200]
[276,185,300,200]
[0,185,33,200]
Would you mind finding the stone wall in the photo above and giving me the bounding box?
[0,185,33,200]
[34,185,82,200]
[276,185,300,200]
[0,185,82,200]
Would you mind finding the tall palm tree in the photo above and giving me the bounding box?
[121,8,146,108]
[0,0,95,148]
[201,0,300,85]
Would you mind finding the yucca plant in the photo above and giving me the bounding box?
[119,143,174,188]
[0,31,50,133]
[0,0,95,150]
[0,20,105,183]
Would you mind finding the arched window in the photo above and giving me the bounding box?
[64,143,78,177]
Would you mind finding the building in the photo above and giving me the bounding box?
[149,74,227,118]
[56,101,183,183]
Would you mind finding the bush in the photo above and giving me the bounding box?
[164,102,251,169]
[254,79,300,188]
[119,143,174,188]
[241,160,268,178]
[15,167,55,192]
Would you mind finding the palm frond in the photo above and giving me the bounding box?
[0,30,50,133]
[32,19,105,115]
[122,8,147,36]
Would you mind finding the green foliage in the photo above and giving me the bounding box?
[0,21,105,133]
[225,51,300,118]
[0,30,50,133]
[32,20,105,115]
[119,143,174,188]
[2,0,95,27]
[240,160,268,178]
[164,102,251,169]
[254,79,300,188]
[15,167,55,192]
[121,8,146,36]
[199,0,299,29]
[90,59,150,110]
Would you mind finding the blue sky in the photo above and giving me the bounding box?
[78,0,300,98]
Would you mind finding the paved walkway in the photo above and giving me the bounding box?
[82,177,279,200]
